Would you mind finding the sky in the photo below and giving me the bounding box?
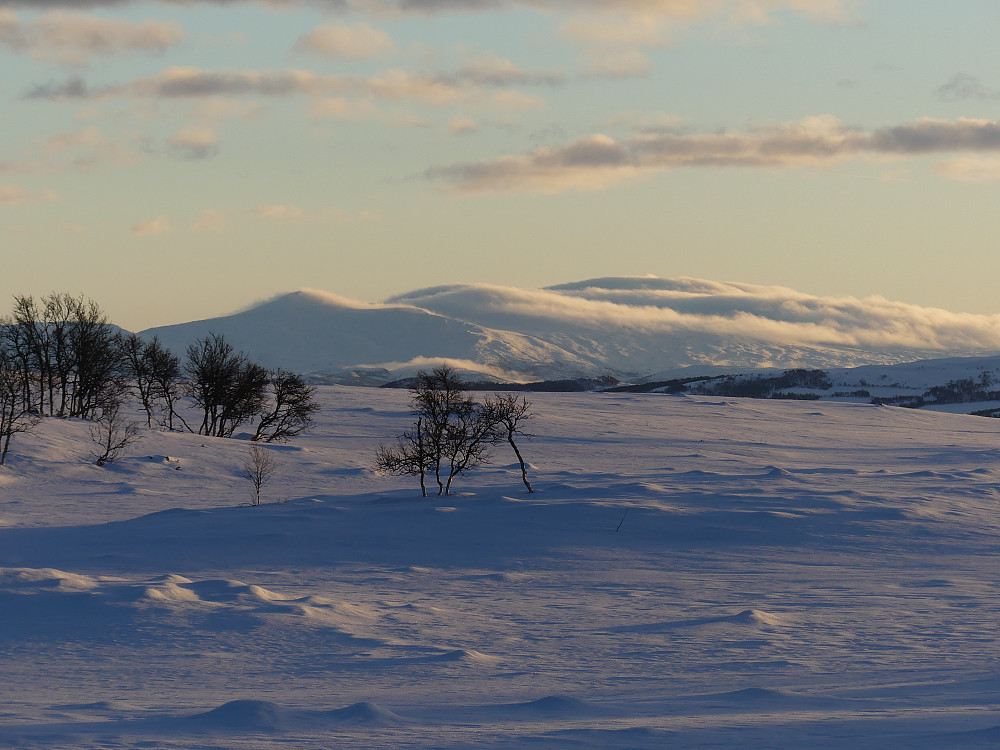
[4,0,1000,331]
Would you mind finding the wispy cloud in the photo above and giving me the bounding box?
[250,204,378,222]
[0,126,144,175]
[448,115,477,134]
[0,10,182,66]
[167,125,219,159]
[446,52,565,87]
[24,64,552,110]
[427,115,1000,194]
[932,155,1000,182]
[308,96,379,120]
[192,208,226,232]
[251,204,307,221]
[132,215,171,236]
[936,73,1000,102]
[294,22,395,60]
[0,0,865,20]
[0,183,59,204]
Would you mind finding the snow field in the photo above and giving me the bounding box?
[1,388,1000,748]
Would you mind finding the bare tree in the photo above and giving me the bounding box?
[252,369,319,443]
[0,348,40,466]
[145,336,187,431]
[118,333,187,430]
[486,393,535,493]
[441,398,499,495]
[66,296,121,419]
[6,294,50,414]
[185,333,268,438]
[411,365,478,495]
[89,397,140,466]
[374,365,502,496]
[243,443,279,506]
[3,293,122,420]
[374,417,430,496]
[118,332,156,427]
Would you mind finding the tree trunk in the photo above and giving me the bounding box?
[507,433,533,493]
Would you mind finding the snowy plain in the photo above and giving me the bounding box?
[2,386,1000,748]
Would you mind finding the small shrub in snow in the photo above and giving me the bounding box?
[243,443,279,506]
[89,398,140,466]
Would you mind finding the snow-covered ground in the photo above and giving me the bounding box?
[2,387,1000,748]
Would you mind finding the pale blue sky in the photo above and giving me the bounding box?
[3,0,1000,330]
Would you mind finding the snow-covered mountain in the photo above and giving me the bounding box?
[141,277,1000,383]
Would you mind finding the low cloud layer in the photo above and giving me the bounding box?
[0,0,863,20]
[0,10,182,66]
[389,276,1000,354]
[25,64,553,109]
[427,116,1000,193]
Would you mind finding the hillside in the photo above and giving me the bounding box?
[2,389,1000,747]
[141,277,1000,384]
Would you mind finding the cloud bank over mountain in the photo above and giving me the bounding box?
[142,276,1000,383]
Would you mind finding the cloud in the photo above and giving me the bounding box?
[251,204,378,222]
[251,204,306,221]
[0,0,865,25]
[0,183,59,205]
[0,10,183,66]
[364,68,467,105]
[25,65,547,110]
[308,96,378,120]
[0,125,144,175]
[487,89,545,111]
[448,115,477,134]
[167,125,219,159]
[932,155,1000,182]
[192,208,226,232]
[132,215,171,236]
[389,276,1000,354]
[428,115,1000,194]
[936,73,1000,102]
[294,22,395,60]
[560,12,667,48]
[555,1,862,78]
[447,52,564,87]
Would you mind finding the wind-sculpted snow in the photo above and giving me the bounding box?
[140,276,1000,383]
[2,388,1000,748]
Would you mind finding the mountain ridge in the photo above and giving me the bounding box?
[141,276,1000,385]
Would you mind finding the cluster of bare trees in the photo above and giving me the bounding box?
[184,333,318,442]
[2,293,121,421]
[374,365,534,496]
[0,293,319,467]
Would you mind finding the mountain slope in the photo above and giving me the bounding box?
[142,277,1000,383]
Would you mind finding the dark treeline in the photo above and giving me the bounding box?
[0,293,318,466]
[2,293,122,420]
